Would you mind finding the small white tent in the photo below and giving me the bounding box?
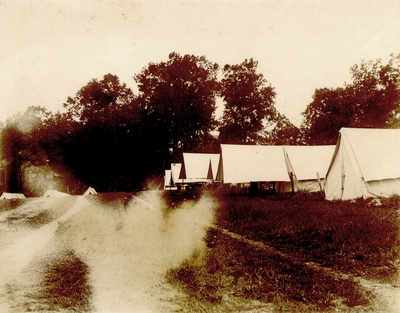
[0,192,26,199]
[217,144,290,186]
[170,163,182,186]
[83,187,97,196]
[325,128,400,200]
[164,170,176,190]
[43,189,70,198]
[179,153,220,184]
[284,145,335,193]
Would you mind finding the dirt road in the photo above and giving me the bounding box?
[0,191,217,312]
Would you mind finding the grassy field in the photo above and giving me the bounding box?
[167,192,400,312]
[1,191,398,312]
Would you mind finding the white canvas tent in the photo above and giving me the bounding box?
[164,169,178,190]
[325,128,400,200]
[83,187,97,196]
[217,144,291,192]
[179,153,220,184]
[284,145,335,193]
[43,189,70,198]
[0,192,26,199]
[170,163,182,186]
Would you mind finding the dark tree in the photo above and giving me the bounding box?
[349,55,400,128]
[62,74,143,191]
[0,106,53,193]
[263,113,301,145]
[134,52,220,155]
[301,87,353,144]
[219,58,276,143]
[301,55,400,144]
[63,73,135,132]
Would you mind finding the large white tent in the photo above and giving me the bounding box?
[325,128,400,200]
[216,144,290,184]
[179,153,220,184]
[284,145,335,193]
[0,192,26,199]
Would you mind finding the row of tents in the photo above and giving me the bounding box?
[164,146,334,194]
[0,187,97,200]
[164,128,400,201]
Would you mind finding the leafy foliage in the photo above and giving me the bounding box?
[63,73,135,126]
[262,113,301,145]
[134,52,220,154]
[219,59,276,143]
[302,55,400,144]
[61,74,145,191]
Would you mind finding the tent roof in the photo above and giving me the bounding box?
[179,153,220,180]
[340,127,400,181]
[284,145,335,180]
[0,192,26,199]
[218,144,290,184]
[83,187,97,196]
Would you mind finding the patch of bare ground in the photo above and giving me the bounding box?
[0,196,78,250]
[1,191,219,312]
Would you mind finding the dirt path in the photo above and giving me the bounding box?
[0,191,217,313]
[0,196,89,312]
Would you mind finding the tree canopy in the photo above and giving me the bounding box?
[219,59,277,143]
[134,52,220,154]
[302,54,400,144]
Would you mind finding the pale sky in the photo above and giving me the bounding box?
[1,0,399,126]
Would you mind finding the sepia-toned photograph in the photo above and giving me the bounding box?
[1,1,399,312]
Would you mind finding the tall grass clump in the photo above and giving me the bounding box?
[217,194,400,281]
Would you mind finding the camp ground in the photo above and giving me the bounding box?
[325,127,400,200]
[284,145,335,193]
[0,192,26,200]
[43,189,70,198]
[177,153,220,187]
[216,144,291,195]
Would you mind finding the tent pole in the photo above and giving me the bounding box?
[317,172,323,197]
[290,172,295,194]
